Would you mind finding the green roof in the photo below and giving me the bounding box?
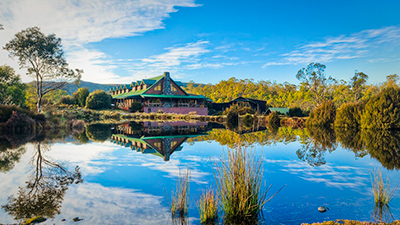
[269,107,290,115]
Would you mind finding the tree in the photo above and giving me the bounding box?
[361,86,400,130]
[350,71,368,101]
[384,74,399,88]
[296,63,335,106]
[306,100,336,127]
[0,65,27,107]
[73,87,89,107]
[334,102,364,128]
[85,90,111,109]
[4,27,82,113]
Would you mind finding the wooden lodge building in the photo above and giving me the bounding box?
[211,97,268,113]
[110,72,209,115]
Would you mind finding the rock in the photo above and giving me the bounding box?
[61,219,66,221]
[73,217,83,222]
[318,206,329,213]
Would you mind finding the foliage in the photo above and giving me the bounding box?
[25,85,69,111]
[266,111,280,129]
[334,102,364,128]
[226,110,239,130]
[242,114,254,128]
[0,65,27,107]
[59,95,76,105]
[306,101,336,127]
[170,168,190,218]
[361,86,400,130]
[130,102,142,112]
[4,27,82,113]
[223,104,254,115]
[0,147,27,173]
[85,124,112,142]
[198,189,218,224]
[296,63,335,105]
[213,146,283,223]
[85,90,111,109]
[335,128,366,157]
[72,87,89,107]
[362,129,400,170]
[351,71,369,101]
[288,107,307,117]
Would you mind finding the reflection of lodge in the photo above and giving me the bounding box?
[110,121,210,161]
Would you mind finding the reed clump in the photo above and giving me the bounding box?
[371,169,397,207]
[213,146,284,223]
[170,168,191,218]
[198,190,218,224]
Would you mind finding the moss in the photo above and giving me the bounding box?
[23,216,47,224]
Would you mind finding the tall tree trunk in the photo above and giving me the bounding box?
[37,78,42,113]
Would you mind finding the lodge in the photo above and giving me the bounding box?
[110,72,209,115]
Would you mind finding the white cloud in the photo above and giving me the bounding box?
[0,0,199,83]
[263,26,400,67]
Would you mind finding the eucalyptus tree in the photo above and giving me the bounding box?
[296,63,335,106]
[4,27,82,113]
[350,71,368,101]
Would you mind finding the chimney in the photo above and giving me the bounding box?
[164,72,170,78]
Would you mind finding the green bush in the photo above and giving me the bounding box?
[85,90,111,110]
[334,102,364,128]
[73,87,89,107]
[242,114,254,128]
[85,124,112,142]
[59,96,76,105]
[0,105,36,123]
[361,86,400,130]
[306,101,336,127]
[226,110,239,129]
[288,107,307,117]
[266,111,280,129]
[130,102,142,112]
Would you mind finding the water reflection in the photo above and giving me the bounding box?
[110,121,211,161]
[1,142,83,220]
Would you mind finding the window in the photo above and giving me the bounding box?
[154,84,161,91]
[171,83,177,92]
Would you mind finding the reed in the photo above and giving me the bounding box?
[370,169,397,207]
[198,189,218,224]
[170,168,191,218]
[213,146,284,223]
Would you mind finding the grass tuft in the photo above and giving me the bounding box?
[198,189,218,224]
[170,168,191,218]
[213,145,284,223]
[371,169,397,207]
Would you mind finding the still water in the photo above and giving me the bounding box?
[0,121,399,224]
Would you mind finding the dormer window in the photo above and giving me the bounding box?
[171,83,177,92]
[155,84,161,91]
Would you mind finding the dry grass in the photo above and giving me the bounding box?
[371,169,397,207]
[170,168,191,218]
[198,189,218,224]
[213,146,284,223]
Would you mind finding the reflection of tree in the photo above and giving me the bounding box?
[335,128,367,157]
[362,129,400,170]
[85,124,112,142]
[0,147,26,173]
[2,142,83,220]
[296,127,337,166]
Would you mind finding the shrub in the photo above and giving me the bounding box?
[226,110,239,129]
[242,114,254,128]
[85,124,112,142]
[130,102,142,112]
[72,87,89,107]
[288,107,306,117]
[306,101,336,127]
[266,111,280,129]
[335,102,364,128]
[85,90,111,110]
[361,86,400,130]
[59,96,76,105]
[0,105,36,123]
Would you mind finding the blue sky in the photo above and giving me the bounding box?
[0,0,399,84]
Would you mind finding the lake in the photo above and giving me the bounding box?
[0,121,399,224]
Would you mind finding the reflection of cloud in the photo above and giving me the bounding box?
[265,159,369,191]
[58,182,169,225]
[263,26,400,67]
